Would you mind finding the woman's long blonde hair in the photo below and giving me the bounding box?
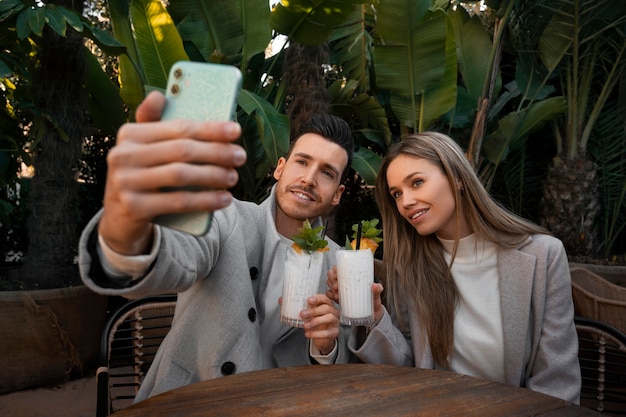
[375,132,547,367]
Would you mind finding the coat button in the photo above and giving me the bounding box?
[248,308,257,322]
[221,361,236,375]
[249,267,259,280]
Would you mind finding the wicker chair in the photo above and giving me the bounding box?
[571,266,626,335]
[96,294,177,417]
[575,316,626,415]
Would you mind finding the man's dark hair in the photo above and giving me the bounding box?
[288,113,354,181]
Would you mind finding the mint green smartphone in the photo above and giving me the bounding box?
[153,61,242,236]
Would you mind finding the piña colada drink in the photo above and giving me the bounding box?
[280,220,328,328]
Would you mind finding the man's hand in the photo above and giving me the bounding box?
[98,91,246,255]
[300,293,340,354]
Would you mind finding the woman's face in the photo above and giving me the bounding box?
[386,154,468,240]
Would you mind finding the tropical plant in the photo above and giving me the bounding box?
[536,0,626,257]
[432,0,626,260]
[369,0,458,133]
[588,103,626,258]
[5,0,622,294]
[105,0,296,202]
[0,0,125,289]
[272,0,460,240]
[106,0,478,189]
[430,1,568,218]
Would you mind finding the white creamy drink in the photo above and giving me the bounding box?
[337,249,374,325]
[280,248,324,327]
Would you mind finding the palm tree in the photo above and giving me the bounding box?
[536,0,626,257]
[1,1,124,289]
[20,9,87,289]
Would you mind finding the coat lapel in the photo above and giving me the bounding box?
[498,239,536,385]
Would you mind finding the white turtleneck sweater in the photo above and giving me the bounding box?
[437,234,506,383]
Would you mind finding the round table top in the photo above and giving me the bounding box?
[113,364,595,417]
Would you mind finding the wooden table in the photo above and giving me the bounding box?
[113,364,597,416]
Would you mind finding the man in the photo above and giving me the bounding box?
[78,91,354,401]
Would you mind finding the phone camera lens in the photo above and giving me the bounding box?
[170,84,180,95]
[174,68,183,79]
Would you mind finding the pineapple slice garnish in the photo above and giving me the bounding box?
[291,219,329,254]
[345,219,383,254]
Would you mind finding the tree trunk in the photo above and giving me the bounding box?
[18,8,87,289]
[540,156,601,257]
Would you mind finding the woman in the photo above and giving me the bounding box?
[328,132,580,403]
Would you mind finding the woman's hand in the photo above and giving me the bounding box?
[327,265,385,323]
[325,266,340,303]
[372,282,385,322]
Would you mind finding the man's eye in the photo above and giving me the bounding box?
[322,170,334,179]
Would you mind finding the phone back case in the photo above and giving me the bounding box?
[154,61,242,235]
[161,61,241,122]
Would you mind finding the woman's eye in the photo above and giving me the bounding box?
[392,191,401,199]
[412,179,423,187]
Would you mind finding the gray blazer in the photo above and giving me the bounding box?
[78,186,351,402]
[350,234,581,403]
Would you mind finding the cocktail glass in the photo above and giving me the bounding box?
[336,249,375,326]
[280,247,324,328]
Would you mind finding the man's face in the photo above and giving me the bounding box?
[273,133,348,223]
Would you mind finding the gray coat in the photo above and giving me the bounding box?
[78,186,351,402]
[350,234,581,403]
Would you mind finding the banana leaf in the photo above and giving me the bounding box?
[328,5,373,91]
[235,86,290,202]
[448,7,498,102]
[352,147,382,185]
[169,0,243,62]
[238,0,272,73]
[84,52,126,135]
[238,89,290,164]
[444,6,501,129]
[108,0,147,119]
[131,0,189,91]
[328,79,391,149]
[270,0,369,46]
[374,5,457,131]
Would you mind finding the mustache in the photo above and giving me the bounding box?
[287,185,319,201]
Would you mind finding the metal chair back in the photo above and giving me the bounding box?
[96,294,177,417]
[575,316,626,415]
